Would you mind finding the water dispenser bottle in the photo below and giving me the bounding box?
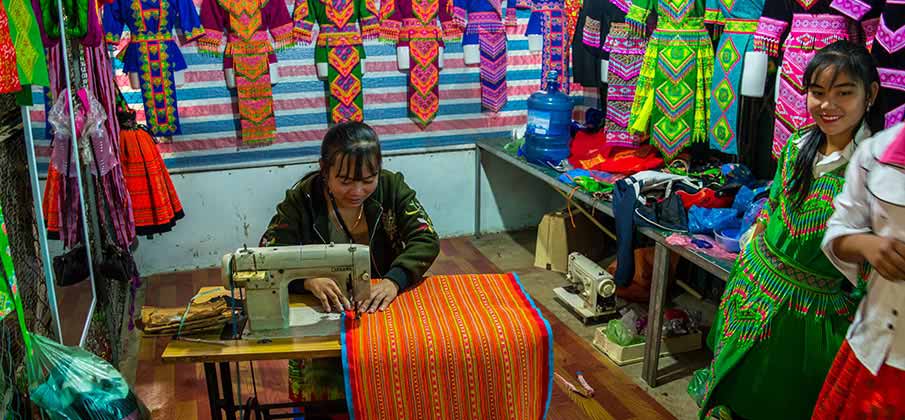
[522,71,574,165]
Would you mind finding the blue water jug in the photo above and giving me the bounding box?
[523,71,574,165]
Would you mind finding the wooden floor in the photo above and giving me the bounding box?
[127,237,674,419]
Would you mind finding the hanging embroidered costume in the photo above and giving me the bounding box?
[44,0,137,249]
[625,0,714,160]
[103,0,205,137]
[3,0,50,104]
[571,0,626,90]
[603,22,646,148]
[870,2,905,129]
[198,0,295,145]
[43,90,131,248]
[343,273,553,420]
[507,0,580,94]
[39,0,90,39]
[293,0,379,124]
[754,0,854,158]
[380,0,460,127]
[0,204,25,325]
[115,96,184,236]
[453,0,508,112]
[0,3,19,95]
[689,131,863,419]
[705,0,764,155]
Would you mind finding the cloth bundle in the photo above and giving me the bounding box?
[139,287,233,336]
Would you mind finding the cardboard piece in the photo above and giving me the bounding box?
[534,210,605,273]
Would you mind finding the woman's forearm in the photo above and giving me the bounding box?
[833,234,873,264]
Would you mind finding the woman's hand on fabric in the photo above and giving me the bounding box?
[860,235,905,281]
[304,277,351,313]
[357,279,400,313]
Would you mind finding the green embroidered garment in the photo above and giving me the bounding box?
[689,137,858,419]
[292,0,379,123]
[0,205,31,358]
[625,0,713,160]
[3,0,49,105]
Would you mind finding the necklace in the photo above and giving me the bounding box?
[332,205,364,231]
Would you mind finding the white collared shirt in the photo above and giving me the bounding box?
[794,124,869,177]
[822,123,905,375]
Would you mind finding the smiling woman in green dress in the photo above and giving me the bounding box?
[690,40,882,420]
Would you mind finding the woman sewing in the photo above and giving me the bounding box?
[259,121,440,406]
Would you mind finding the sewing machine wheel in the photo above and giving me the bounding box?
[598,278,616,298]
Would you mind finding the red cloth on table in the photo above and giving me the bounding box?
[676,188,734,209]
[569,130,664,175]
[812,340,905,420]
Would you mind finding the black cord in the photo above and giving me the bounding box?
[326,181,355,243]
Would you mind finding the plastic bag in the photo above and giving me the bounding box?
[739,197,767,235]
[688,206,740,234]
[28,334,150,420]
[605,319,644,346]
[732,186,754,214]
[687,368,710,406]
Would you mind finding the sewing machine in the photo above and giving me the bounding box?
[221,244,371,338]
[554,252,618,324]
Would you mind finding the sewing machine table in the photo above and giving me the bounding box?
[162,294,344,420]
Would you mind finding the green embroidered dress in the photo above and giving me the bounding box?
[625,0,713,160]
[690,136,859,419]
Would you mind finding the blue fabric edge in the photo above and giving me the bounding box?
[510,272,555,420]
[341,313,356,420]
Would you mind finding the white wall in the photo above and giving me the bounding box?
[131,146,562,274]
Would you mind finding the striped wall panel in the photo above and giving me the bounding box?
[28,5,599,171]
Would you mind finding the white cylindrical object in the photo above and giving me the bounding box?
[129,72,140,89]
[464,44,480,65]
[438,46,445,69]
[397,46,411,70]
[775,65,781,100]
[224,68,236,88]
[316,62,328,79]
[528,35,543,51]
[600,59,609,82]
[174,69,185,87]
[269,62,280,84]
[741,51,768,98]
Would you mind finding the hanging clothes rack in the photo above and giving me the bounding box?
[18,0,104,348]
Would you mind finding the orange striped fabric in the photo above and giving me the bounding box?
[342,273,554,420]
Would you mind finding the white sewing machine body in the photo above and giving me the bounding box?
[554,252,618,323]
[222,244,371,339]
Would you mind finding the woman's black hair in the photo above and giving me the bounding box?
[320,121,382,181]
[789,40,880,209]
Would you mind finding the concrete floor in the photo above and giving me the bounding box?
[472,229,717,420]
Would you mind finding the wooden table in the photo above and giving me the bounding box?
[474,138,732,387]
[162,295,344,420]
